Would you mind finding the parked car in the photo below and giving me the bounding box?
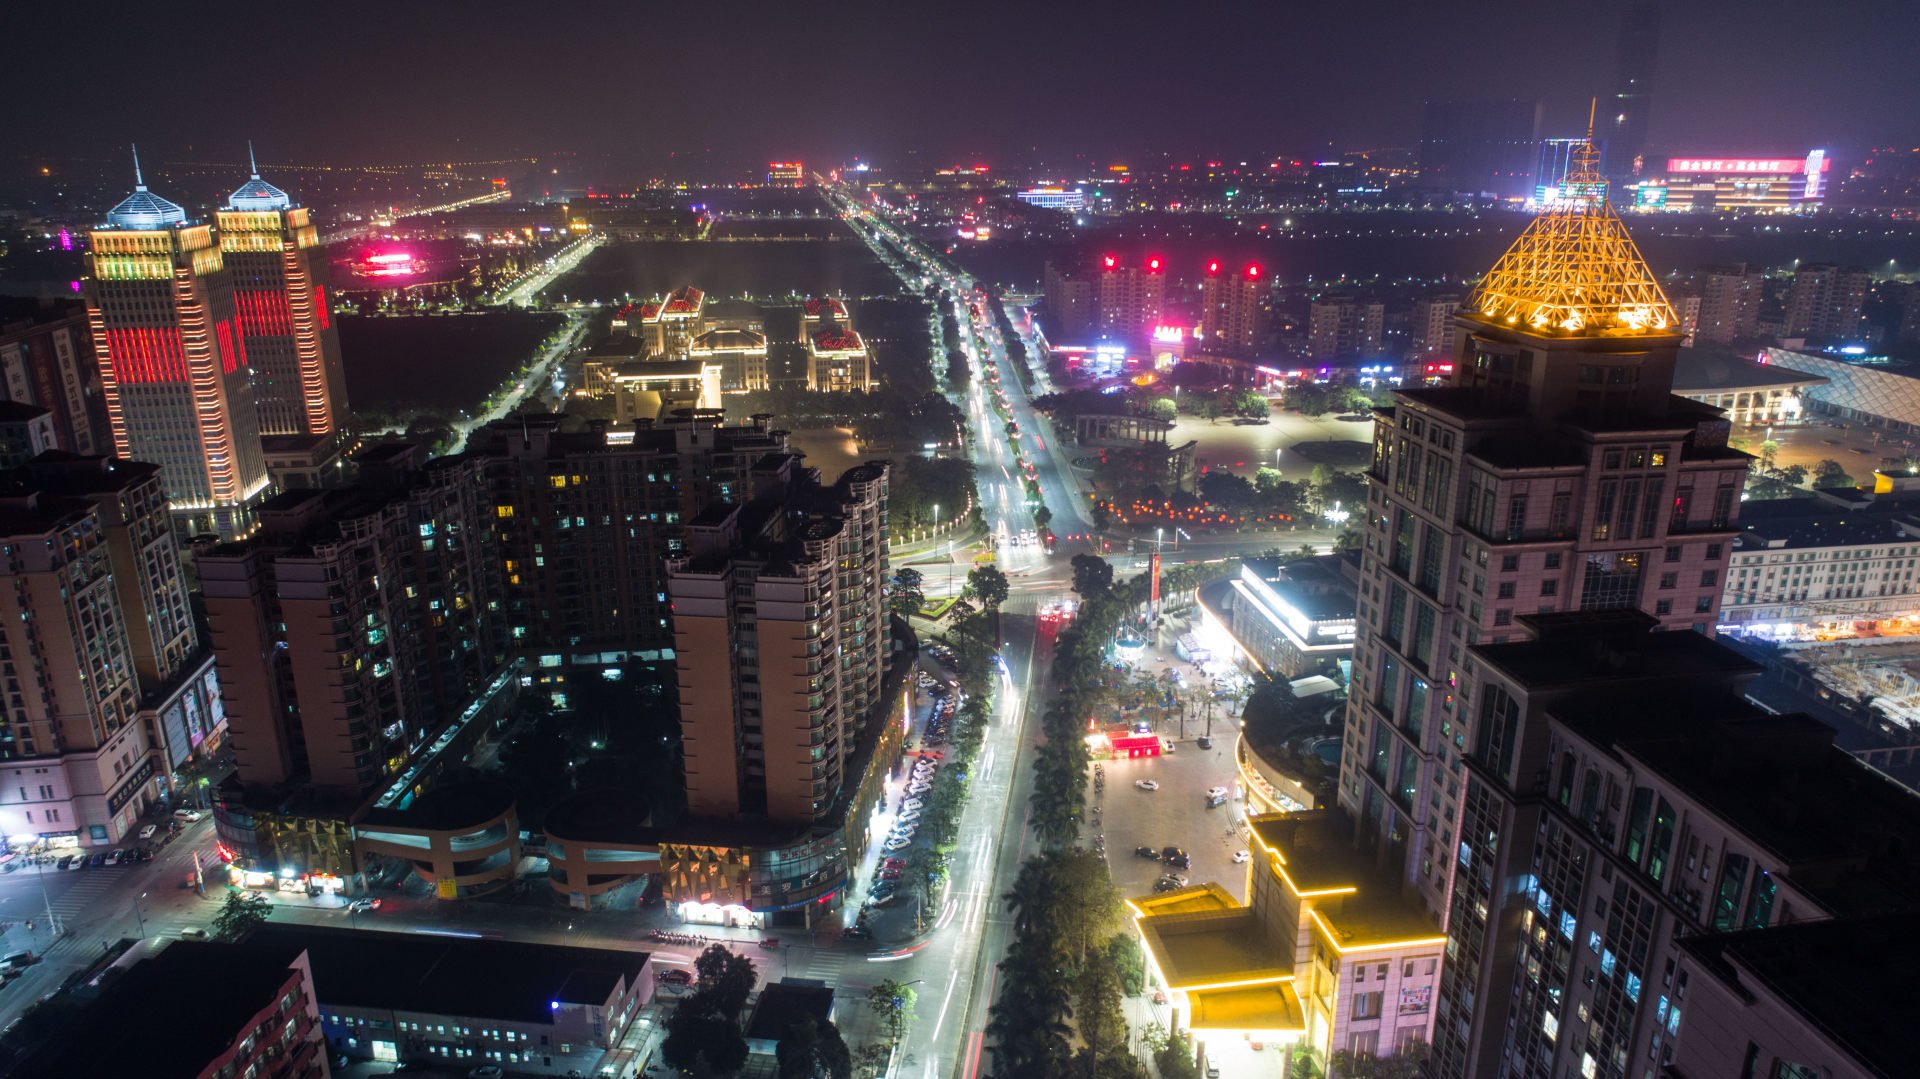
[137,825,157,841]
[1134,780,1159,791]
[103,850,123,867]
[1161,846,1189,868]
[1232,850,1251,864]
[1205,787,1229,799]
[179,928,210,941]
[657,969,694,986]
[1195,737,1213,750]
[883,857,907,869]
[1134,846,1160,860]
[55,856,73,871]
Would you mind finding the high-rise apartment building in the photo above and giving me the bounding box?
[1198,261,1264,356]
[1341,141,1748,955]
[1694,263,1766,344]
[470,412,787,691]
[1425,610,1920,1079]
[1096,254,1166,341]
[0,475,157,843]
[86,160,271,538]
[1411,293,1462,358]
[0,453,225,842]
[1666,285,1702,347]
[1308,295,1384,361]
[216,153,349,439]
[1784,262,1871,341]
[1042,261,1094,338]
[201,450,505,796]
[0,297,110,457]
[668,455,889,824]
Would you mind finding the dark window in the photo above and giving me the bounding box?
[1581,551,1646,610]
[1712,852,1751,930]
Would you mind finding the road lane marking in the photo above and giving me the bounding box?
[930,967,961,1040]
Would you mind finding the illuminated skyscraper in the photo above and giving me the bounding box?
[85,152,270,538]
[215,147,348,438]
[1096,254,1166,341]
[1340,141,1750,1074]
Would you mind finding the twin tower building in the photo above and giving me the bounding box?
[85,150,350,539]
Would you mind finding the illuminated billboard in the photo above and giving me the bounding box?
[1665,156,1832,175]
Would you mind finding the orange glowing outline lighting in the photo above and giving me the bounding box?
[1306,907,1447,954]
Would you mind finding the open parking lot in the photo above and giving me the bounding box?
[1088,737,1254,903]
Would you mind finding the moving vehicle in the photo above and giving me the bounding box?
[173,809,203,823]
[1161,846,1190,868]
[138,825,157,841]
[1135,779,1159,791]
[657,969,694,986]
[1232,850,1251,864]
[1134,846,1159,860]
[1195,737,1213,750]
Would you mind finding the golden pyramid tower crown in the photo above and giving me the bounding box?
[1464,133,1677,338]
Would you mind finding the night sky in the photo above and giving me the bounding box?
[14,0,1918,175]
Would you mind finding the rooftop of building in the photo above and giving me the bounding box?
[260,431,340,454]
[691,327,767,350]
[0,296,86,333]
[0,401,50,423]
[1130,900,1294,990]
[1616,713,1920,917]
[1186,981,1307,1034]
[104,183,187,230]
[610,359,709,380]
[587,335,650,360]
[1472,610,1764,691]
[1673,349,1830,394]
[8,939,308,1079]
[809,327,864,351]
[245,925,647,1020]
[1239,556,1356,623]
[227,173,292,212]
[1461,143,1679,339]
[744,980,836,1042]
[662,286,704,314]
[1249,812,1441,948]
[802,297,849,319]
[542,786,654,846]
[3,451,159,497]
[358,779,515,833]
[1679,914,1908,1079]
[0,489,97,539]
[1732,497,1920,550]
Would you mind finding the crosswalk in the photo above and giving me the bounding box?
[787,945,848,984]
[47,873,122,925]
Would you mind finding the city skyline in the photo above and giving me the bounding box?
[8,0,1918,173]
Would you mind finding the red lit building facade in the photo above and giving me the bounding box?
[86,168,271,539]
[217,162,349,439]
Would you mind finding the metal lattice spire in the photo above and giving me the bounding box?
[1464,108,1676,337]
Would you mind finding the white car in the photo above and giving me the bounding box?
[885,838,911,851]
[173,809,202,822]
[1206,787,1230,800]
[1233,850,1251,864]
[1135,780,1160,791]
[137,824,157,841]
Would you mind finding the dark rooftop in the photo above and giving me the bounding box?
[1680,914,1910,1079]
[246,925,648,1021]
[1672,348,1830,393]
[1472,610,1764,691]
[358,779,515,833]
[745,980,836,1042]
[543,786,654,845]
[1733,497,1920,551]
[9,940,308,1079]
